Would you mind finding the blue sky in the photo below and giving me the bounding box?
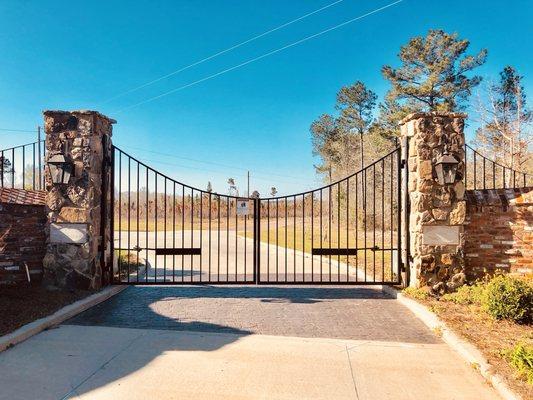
[1,0,532,195]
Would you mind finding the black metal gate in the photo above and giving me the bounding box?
[111,146,403,285]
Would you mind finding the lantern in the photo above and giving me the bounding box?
[48,154,72,184]
[434,151,459,185]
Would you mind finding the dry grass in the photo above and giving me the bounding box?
[409,294,533,398]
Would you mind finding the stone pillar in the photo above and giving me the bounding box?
[400,112,467,293]
[42,110,115,290]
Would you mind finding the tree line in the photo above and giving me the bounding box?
[311,29,532,182]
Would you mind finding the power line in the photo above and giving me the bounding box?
[115,0,403,113]
[129,154,313,187]
[120,144,312,181]
[100,0,344,105]
[0,128,38,134]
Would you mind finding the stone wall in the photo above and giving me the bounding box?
[42,110,114,290]
[0,188,47,282]
[464,187,532,279]
[400,112,467,293]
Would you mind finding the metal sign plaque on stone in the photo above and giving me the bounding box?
[422,225,460,246]
[50,223,89,244]
[236,199,250,216]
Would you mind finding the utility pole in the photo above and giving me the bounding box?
[247,171,250,198]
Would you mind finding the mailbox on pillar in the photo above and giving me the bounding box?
[48,154,72,184]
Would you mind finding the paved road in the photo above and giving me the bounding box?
[0,285,500,400]
[115,230,395,283]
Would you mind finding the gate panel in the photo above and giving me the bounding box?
[257,147,402,284]
[112,147,256,284]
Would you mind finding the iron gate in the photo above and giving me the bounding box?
[111,146,403,285]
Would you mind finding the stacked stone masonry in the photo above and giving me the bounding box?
[400,112,467,293]
[0,188,47,282]
[465,187,532,278]
[42,110,114,290]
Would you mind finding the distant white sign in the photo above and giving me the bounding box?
[236,199,249,216]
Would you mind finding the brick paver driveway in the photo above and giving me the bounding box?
[67,286,437,343]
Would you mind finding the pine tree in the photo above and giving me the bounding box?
[382,29,487,112]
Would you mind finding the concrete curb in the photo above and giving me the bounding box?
[382,285,521,400]
[0,285,127,353]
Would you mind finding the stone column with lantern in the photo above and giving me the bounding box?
[400,112,467,293]
[42,110,114,290]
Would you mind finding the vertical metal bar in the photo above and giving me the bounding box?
[256,199,261,283]
[398,147,405,286]
[503,166,506,189]
[118,151,122,282]
[355,173,358,282]
[276,199,279,281]
[32,143,36,190]
[145,167,149,283]
[154,172,157,283]
[311,192,314,282]
[285,197,288,282]
[11,148,14,187]
[226,198,229,281]
[200,189,203,281]
[173,182,176,282]
[244,198,247,280]
[493,162,496,189]
[137,162,140,282]
[191,188,194,281]
[1,150,4,187]
[110,147,115,284]
[328,187,332,281]
[381,159,385,282]
[364,168,367,282]
[337,184,340,282]
[473,152,477,190]
[267,199,270,282]
[302,195,305,282]
[319,189,323,282]
[127,157,131,283]
[235,198,238,281]
[164,179,167,282]
[373,164,376,282]
[182,186,185,282]
[464,143,467,190]
[38,126,42,190]
[483,158,486,190]
[217,195,221,281]
[346,178,349,282]
[390,153,394,281]
[22,145,25,189]
[208,192,211,281]
[293,195,296,281]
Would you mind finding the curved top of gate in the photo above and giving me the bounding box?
[113,145,402,200]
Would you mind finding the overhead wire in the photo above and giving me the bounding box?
[115,0,403,113]
[99,0,345,105]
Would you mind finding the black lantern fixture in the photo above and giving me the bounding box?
[48,154,72,184]
[434,149,459,185]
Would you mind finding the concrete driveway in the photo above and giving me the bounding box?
[0,285,500,400]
